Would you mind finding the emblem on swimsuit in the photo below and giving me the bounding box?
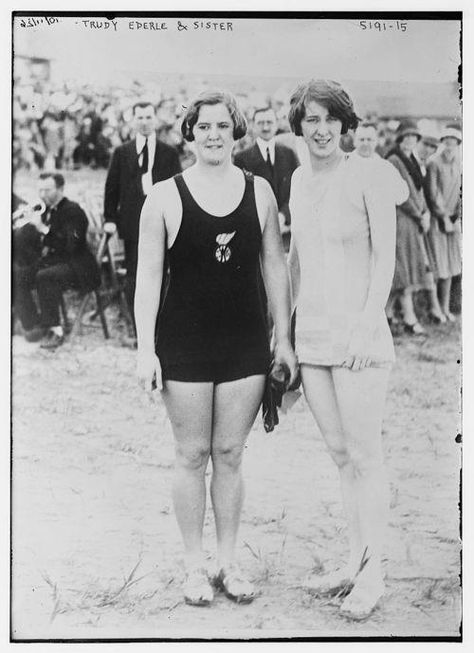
[215,231,236,263]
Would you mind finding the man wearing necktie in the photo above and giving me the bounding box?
[234,106,299,252]
[104,101,181,337]
[13,172,100,348]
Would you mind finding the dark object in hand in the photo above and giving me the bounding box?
[262,363,289,433]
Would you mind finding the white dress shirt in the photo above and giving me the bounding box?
[256,137,275,166]
[136,132,156,196]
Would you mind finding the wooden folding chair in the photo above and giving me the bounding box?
[66,223,132,340]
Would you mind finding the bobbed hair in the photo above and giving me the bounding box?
[288,79,360,136]
[181,90,247,142]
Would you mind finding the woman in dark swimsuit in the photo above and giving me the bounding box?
[135,91,298,607]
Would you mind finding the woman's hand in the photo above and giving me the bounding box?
[420,210,431,234]
[273,340,299,389]
[342,318,374,372]
[441,214,454,234]
[137,350,163,393]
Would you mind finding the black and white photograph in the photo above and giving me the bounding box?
[10,7,464,642]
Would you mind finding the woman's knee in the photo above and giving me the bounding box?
[326,436,382,474]
[211,441,245,471]
[175,443,210,471]
[328,440,351,469]
[347,442,384,478]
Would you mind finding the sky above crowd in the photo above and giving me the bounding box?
[14,15,461,85]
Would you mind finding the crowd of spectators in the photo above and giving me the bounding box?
[14,77,453,174]
[13,77,461,337]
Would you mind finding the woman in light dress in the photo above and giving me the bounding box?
[424,123,462,321]
[288,80,398,620]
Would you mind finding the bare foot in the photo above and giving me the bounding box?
[339,571,385,620]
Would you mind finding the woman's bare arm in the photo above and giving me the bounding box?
[255,176,298,384]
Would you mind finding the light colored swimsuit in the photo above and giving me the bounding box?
[289,154,396,368]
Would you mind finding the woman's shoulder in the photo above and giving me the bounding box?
[151,175,180,197]
[290,164,304,184]
[343,153,400,201]
[252,173,276,205]
[343,153,377,186]
[144,176,181,215]
[288,165,306,197]
[385,150,403,166]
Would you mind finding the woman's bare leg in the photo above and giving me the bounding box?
[210,374,266,570]
[399,287,418,325]
[331,366,390,585]
[161,380,213,569]
[300,365,361,576]
[438,277,453,317]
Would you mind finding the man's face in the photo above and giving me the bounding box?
[253,109,277,142]
[133,105,157,137]
[38,177,61,208]
[354,126,377,158]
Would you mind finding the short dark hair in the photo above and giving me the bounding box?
[288,79,360,136]
[132,101,156,115]
[39,172,65,189]
[253,106,276,122]
[181,90,247,142]
[358,121,378,131]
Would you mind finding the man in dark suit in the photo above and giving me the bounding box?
[104,101,181,332]
[234,106,299,251]
[13,172,101,349]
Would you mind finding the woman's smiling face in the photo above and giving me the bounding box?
[192,103,235,165]
[300,100,343,160]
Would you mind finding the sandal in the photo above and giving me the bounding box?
[302,569,354,597]
[183,567,214,607]
[403,321,425,336]
[214,565,257,604]
[339,577,385,621]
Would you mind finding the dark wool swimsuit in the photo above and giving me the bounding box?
[156,171,270,383]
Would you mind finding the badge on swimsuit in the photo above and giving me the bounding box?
[215,231,236,263]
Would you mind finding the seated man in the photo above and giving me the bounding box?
[13,172,101,349]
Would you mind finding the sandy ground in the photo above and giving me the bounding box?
[11,169,462,640]
[11,307,462,641]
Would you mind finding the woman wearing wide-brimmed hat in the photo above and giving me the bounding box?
[385,120,442,334]
[424,123,462,321]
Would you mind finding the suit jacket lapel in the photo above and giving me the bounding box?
[126,139,140,174]
[253,143,265,167]
[151,135,161,182]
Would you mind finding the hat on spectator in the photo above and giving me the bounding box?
[421,134,439,149]
[395,120,421,143]
[440,123,462,143]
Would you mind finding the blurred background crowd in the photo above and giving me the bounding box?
[12,67,462,340]
[12,76,456,174]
